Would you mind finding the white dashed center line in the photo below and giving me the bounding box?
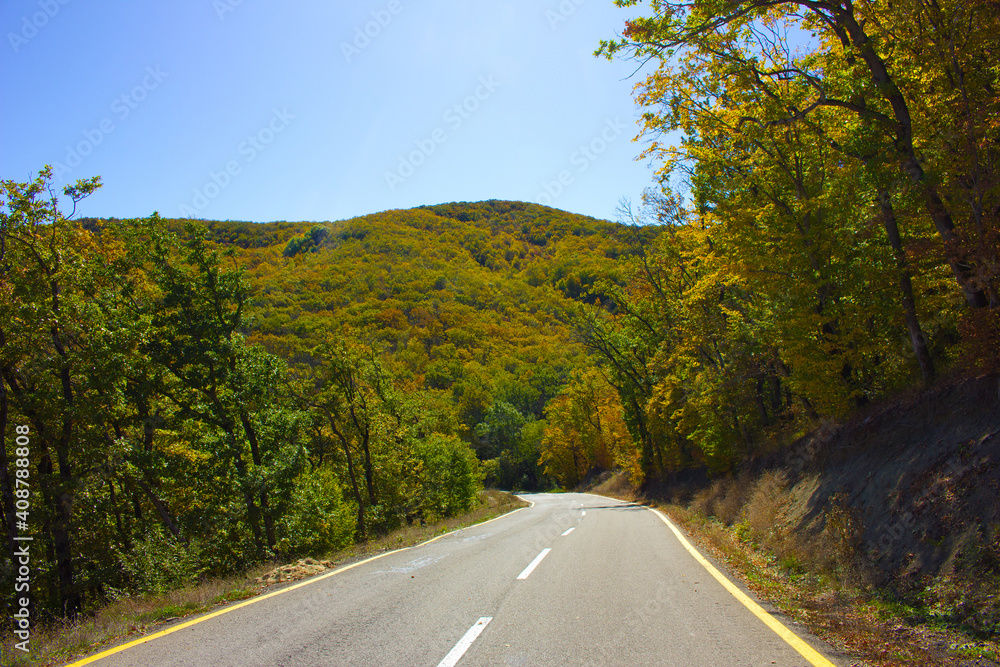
[436,617,492,667]
[517,548,551,580]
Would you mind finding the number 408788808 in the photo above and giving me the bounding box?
[13,425,30,530]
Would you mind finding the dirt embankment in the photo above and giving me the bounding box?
[777,374,1000,598]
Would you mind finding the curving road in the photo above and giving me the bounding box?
[69,493,847,667]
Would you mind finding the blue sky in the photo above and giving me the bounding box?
[1,0,658,224]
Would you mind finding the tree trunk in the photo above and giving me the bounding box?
[879,192,936,382]
[833,4,988,308]
[128,482,144,522]
[360,428,377,509]
[0,376,16,570]
[346,397,377,509]
[46,276,81,617]
[228,436,264,556]
[326,410,366,537]
[626,392,657,480]
[131,474,183,541]
[38,447,78,617]
[239,410,275,550]
[106,475,131,551]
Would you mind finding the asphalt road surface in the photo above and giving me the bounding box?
[70,493,847,667]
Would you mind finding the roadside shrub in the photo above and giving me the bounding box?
[690,475,755,526]
[744,471,791,547]
[716,474,754,525]
[276,467,356,557]
[414,434,482,519]
[118,528,206,596]
[814,492,864,579]
[690,479,724,519]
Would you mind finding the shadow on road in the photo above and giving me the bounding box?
[585,503,646,511]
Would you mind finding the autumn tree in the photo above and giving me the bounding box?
[602,0,998,307]
[130,220,306,558]
[600,0,999,379]
[540,369,635,487]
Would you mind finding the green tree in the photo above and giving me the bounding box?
[413,434,481,519]
[0,168,124,616]
[136,221,302,558]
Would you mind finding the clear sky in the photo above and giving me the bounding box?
[1,0,657,224]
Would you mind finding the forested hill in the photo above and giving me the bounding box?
[163,201,641,430]
[114,198,646,488]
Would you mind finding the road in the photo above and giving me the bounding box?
[70,493,846,667]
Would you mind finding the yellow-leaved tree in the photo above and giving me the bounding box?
[540,369,638,488]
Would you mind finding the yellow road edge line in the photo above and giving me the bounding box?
[648,507,837,667]
[63,549,399,667]
[65,502,531,667]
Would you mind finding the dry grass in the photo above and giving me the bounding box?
[7,489,527,667]
[687,470,863,582]
[588,469,641,501]
[690,475,753,525]
[14,570,268,667]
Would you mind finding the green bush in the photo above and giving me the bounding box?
[276,467,356,557]
[119,528,207,595]
[414,434,482,519]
